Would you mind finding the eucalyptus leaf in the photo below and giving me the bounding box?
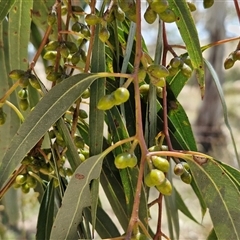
[89,23,106,234]
[215,160,240,190]
[50,153,105,239]
[8,0,33,70]
[57,119,80,171]
[36,179,54,240]
[169,0,205,96]
[174,187,199,224]
[207,228,218,240]
[157,99,197,151]
[31,0,57,39]
[84,206,120,238]
[204,58,240,167]
[186,157,240,239]
[0,20,20,162]
[101,163,129,231]
[164,189,179,239]
[0,73,99,188]
[0,0,15,23]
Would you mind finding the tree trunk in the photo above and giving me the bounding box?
[195,2,226,153]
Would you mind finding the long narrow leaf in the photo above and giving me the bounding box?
[8,0,33,70]
[174,187,199,224]
[57,119,80,171]
[169,0,205,96]
[0,0,15,23]
[207,228,218,240]
[107,106,133,216]
[157,99,197,151]
[31,0,57,39]
[89,23,106,234]
[0,73,99,188]
[101,164,129,231]
[147,20,162,147]
[167,70,189,98]
[186,157,240,239]
[36,179,55,240]
[216,160,240,190]
[0,20,20,162]
[50,153,105,239]
[204,58,240,167]
[84,206,120,238]
[107,106,149,228]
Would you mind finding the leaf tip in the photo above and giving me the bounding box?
[200,84,205,99]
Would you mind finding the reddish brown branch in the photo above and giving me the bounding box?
[126,0,148,239]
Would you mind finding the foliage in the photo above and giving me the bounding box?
[0,0,240,239]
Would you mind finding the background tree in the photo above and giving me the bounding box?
[195,1,226,153]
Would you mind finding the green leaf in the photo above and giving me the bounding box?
[106,106,149,228]
[0,73,99,189]
[168,100,197,150]
[0,20,20,162]
[8,0,33,70]
[84,206,120,238]
[50,153,105,240]
[204,58,240,167]
[57,119,80,171]
[147,21,162,147]
[207,228,218,240]
[167,70,189,98]
[89,23,106,234]
[169,0,204,96]
[0,0,15,23]
[164,169,179,239]
[186,157,240,239]
[31,0,57,39]
[106,106,133,216]
[215,160,240,190]
[165,193,178,239]
[157,99,197,151]
[36,179,55,240]
[89,25,105,156]
[174,187,199,224]
[190,175,207,219]
[101,162,129,231]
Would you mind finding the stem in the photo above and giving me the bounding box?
[0,81,20,105]
[0,165,26,200]
[5,100,24,122]
[161,22,173,152]
[126,0,148,239]
[28,171,46,187]
[147,150,212,161]
[129,139,139,154]
[234,0,240,25]
[30,26,52,70]
[154,194,163,240]
[71,98,81,137]
[202,36,240,52]
[103,136,136,156]
[162,86,173,151]
[171,36,240,53]
[53,2,63,77]
[64,0,72,42]
[94,72,133,79]
[138,220,152,238]
[148,197,160,208]
[84,0,96,73]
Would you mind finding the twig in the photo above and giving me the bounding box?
[125,0,148,238]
